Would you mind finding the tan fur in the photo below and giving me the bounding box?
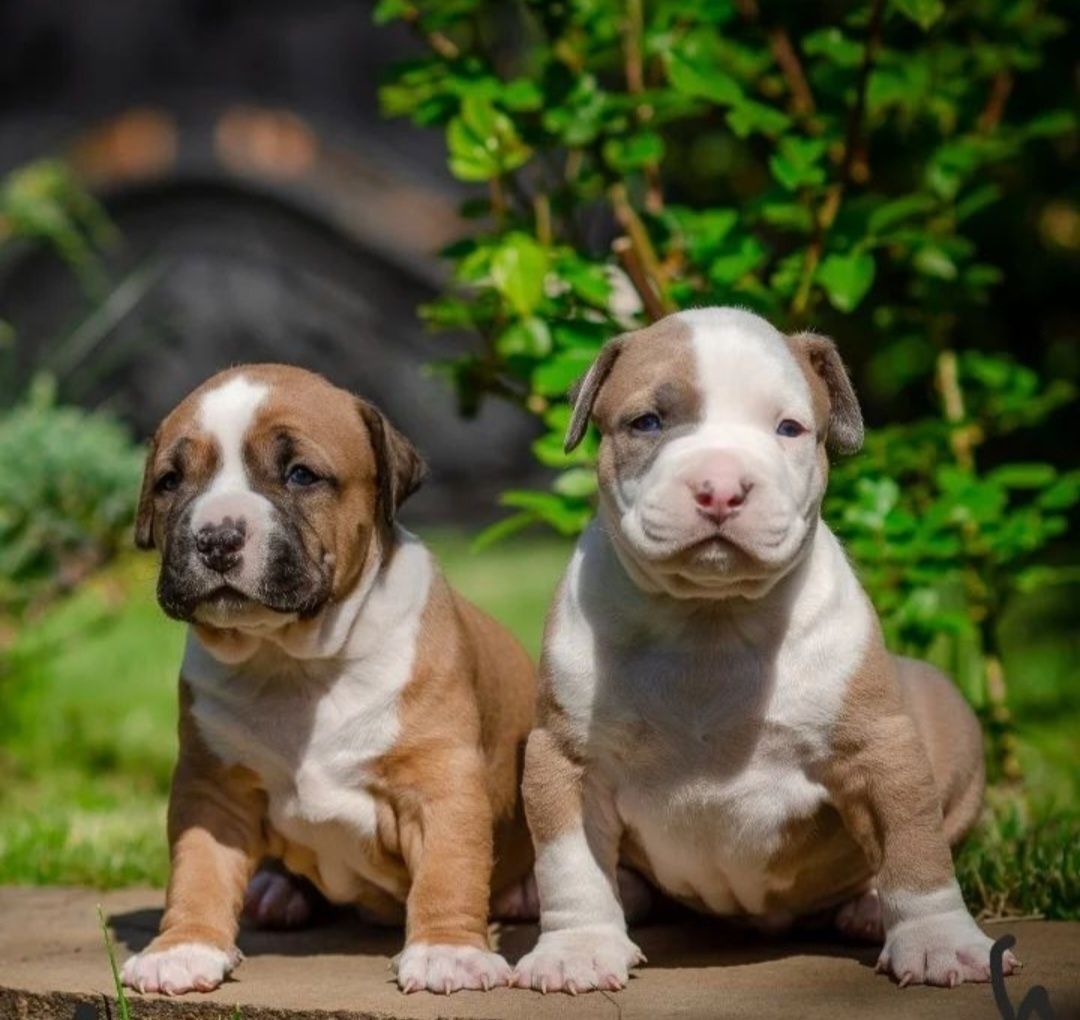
[822,623,961,896]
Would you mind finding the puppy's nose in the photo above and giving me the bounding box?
[195,517,247,573]
[688,457,752,524]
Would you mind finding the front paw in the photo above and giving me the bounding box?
[878,909,1019,987]
[512,925,644,994]
[393,942,512,994]
[121,941,240,995]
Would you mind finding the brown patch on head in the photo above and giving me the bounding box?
[785,333,863,455]
[564,314,702,495]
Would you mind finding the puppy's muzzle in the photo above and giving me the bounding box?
[195,517,247,574]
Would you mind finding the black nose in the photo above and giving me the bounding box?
[195,517,247,573]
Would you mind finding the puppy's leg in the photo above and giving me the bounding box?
[512,727,644,995]
[825,644,1016,988]
[392,749,512,994]
[122,767,263,994]
[122,684,264,996]
[834,658,986,946]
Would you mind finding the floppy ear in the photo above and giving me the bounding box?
[790,332,863,455]
[134,433,160,550]
[564,337,626,453]
[356,400,427,528]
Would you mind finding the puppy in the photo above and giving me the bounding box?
[514,307,1014,993]
[121,364,535,995]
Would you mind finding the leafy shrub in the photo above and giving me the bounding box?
[378,0,1078,781]
[0,379,143,616]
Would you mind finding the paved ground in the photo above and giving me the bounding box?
[1,887,1077,1020]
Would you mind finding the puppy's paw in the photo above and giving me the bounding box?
[243,868,315,929]
[121,942,240,995]
[878,909,1018,987]
[511,925,644,994]
[393,942,511,994]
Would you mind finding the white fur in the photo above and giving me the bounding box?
[121,942,238,995]
[877,882,1008,986]
[189,375,274,595]
[533,829,627,932]
[394,943,512,994]
[183,531,433,904]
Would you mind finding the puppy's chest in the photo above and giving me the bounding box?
[190,672,399,852]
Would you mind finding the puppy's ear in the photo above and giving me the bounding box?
[357,400,427,527]
[789,332,863,455]
[564,337,625,453]
[134,433,160,550]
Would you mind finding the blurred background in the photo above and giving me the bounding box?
[0,0,1076,920]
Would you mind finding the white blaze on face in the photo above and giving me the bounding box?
[189,375,274,592]
[620,308,824,587]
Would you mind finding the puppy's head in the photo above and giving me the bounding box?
[566,307,862,599]
[136,365,425,631]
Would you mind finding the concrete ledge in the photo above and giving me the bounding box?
[2,887,1078,1020]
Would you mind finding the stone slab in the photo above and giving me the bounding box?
[1,887,1078,1020]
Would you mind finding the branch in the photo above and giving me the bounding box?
[978,70,1014,134]
[613,236,666,322]
[735,0,815,118]
[610,182,675,317]
[790,0,885,318]
[398,2,461,60]
[621,0,665,213]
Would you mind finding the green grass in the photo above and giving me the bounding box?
[0,528,1076,919]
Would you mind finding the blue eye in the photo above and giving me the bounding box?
[776,419,806,438]
[630,412,663,434]
[286,464,320,487]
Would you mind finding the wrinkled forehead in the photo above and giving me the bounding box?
[598,309,812,422]
[155,366,368,469]
[680,308,812,420]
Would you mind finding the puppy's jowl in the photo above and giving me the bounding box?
[123,365,535,995]
[515,307,1016,993]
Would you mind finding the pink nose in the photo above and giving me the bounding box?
[687,455,752,523]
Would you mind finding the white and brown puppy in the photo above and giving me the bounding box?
[121,364,535,996]
[514,307,1015,993]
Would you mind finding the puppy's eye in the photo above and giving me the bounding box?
[286,464,320,487]
[630,412,663,434]
[776,419,807,438]
[155,470,181,493]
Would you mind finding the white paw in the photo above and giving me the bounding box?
[512,925,644,994]
[393,942,511,994]
[878,909,1018,987]
[121,942,239,995]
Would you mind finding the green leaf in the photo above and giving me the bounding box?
[913,245,957,280]
[496,316,552,357]
[552,468,597,499]
[817,251,876,312]
[892,0,946,31]
[532,349,596,397]
[372,0,412,25]
[603,131,665,171]
[665,33,744,105]
[988,463,1057,489]
[446,97,531,181]
[490,233,548,316]
[725,98,791,139]
[709,236,768,285]
[472,512,535,552]
[802,28,863,68]
[768,137,828,191]
[868,194,936,235]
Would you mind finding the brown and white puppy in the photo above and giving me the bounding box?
[121,364,535,996]
[514,307,1015,993]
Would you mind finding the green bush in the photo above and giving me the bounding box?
[0,379,143,616]
[378,0,1079,782]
